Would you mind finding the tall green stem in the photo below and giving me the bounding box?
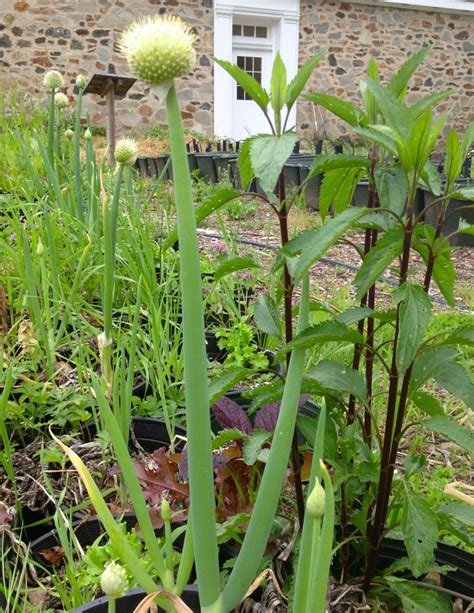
[74,88,84,221]
[222,274,310,611]
[164,84,220,609]
[47,90,55,165]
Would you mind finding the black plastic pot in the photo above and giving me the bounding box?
[70,586,200,613]
[195,152,219,182]
[423,184,474,247]
[352,180,425,219]
[299,164,322,210]
[214,153,238,181]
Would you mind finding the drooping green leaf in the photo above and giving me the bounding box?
[209,367,250,404]
[254,294,282,340]
[292,208,368,282]
[419,159,442,197]
[424,416,474,452]
[274,322,362,364]
[250,132,298,196]
[433,360,474,409]
[401,491,437,577]
[413,226,456,306]
[214,256,260,283]
[353,126,399,156]
[374,165,408,222]
[444,324,474,346]
[270,52,287,116]
[242,430,271,465]
[307,361,367,401]
[319,166,365,219]
[215,58,270,111]
[307,154,370,181]
[410,346,459,390]
[393,282,432,375]
[238,136,257,190]
[303,92,367,127]
[354,227,404,301]
[439,502,474,529]
[286,52,325,111]
[162,187,239,250]
[409,90,452,120]
[411,391,445,417]
[335,307,374,326]
[387,46,432,99]
[449,188,474,200]
[385,577,451,613]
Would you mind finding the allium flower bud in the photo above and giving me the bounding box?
[64,129,74,139]
[76,74,86,89]
[306,479,325,519]
[84,128,92,140]
[36,240,45,256]
[161,498,172,523]
[54,92,69,109]
[43,70,65,91]
[100,562,128,599]
[120,16,196,96]
[114,138,138,166]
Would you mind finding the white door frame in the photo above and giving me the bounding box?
[214,0,300,139]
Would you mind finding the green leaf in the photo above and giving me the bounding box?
[393,282,432,375]
[354,227,404,301]
[439,502,474,529]
[449,187,474,200]
[413,226,455,306]
[444,128,462,188]
[254,294,282,340]
[353,126,399,156]
[366,79,412,140]
[307,360,367,401]
[286,52,325,111]
[424,416,474,452]
[409,90,452,120]
[401,491,437,577]
[307,154,370,181]
[291,208,368,282]
[445,324,474,346]
[215,58,269,112]
[461,121,474,160]
[303,92,367,127]
[214,256,260,283]
[412,392,445,417]
[209,367,250,404]
[374,165,408,221]
[385,577,451,613]
[335,307,374,326]
[387,46,432,99]
[212,429,247,450]
[458,219,474,235]
[433,361,474,409]
[162,187,239,250]
[270,52,287,116]
[419,159,442,196]
[250,132,298,196]
[319,167,365,220]
[276,322,362,363]
[238,137,257,189]
[242,430,271,465]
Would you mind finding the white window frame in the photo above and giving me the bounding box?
[214,0,300,138]
[348,0,474,14]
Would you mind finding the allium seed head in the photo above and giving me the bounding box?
[114,138,138,166]
[54,92,69,109]
[100,562,128,599]
[64,129,74,139]
[76,74,86,89]
[120,15,196,93]
[43,70,65,91]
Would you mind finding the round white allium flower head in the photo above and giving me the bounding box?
[120,15,196,94]
[114,137,138,166]
[306,479,325,519]
[76,74,86,89]
[43,70,65,91]
[64,128,74,139]
[84,128,92,140]
[54,92,69,109]
[100,562,128,599]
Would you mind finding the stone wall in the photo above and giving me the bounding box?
[0,0,214,134]
[297,1,474,141]
[1,0,473,140]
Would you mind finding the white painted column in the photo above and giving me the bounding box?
[214,8,234,137]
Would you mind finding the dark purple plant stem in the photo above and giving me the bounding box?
[277,171,305,527]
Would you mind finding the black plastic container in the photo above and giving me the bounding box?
[352,180,425,220]
[70,586,200,613]
[423,182,474,247]
[195,152,219,182]
[299,164,322,210]
[214,153,238,181]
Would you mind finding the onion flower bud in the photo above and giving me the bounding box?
[114,137,138,166]
[100,562,128,599]
[54,92,69,109]
[43,70,64,91]
[306,479,325,519]
[76,74,86,89]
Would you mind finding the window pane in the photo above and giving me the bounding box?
[237,85,245,100]
[245,56,253,71]
[243,25,254,37]
[232,24,242,36]
[237,56,244,69]
[256,26,267,38]
[254,72,261,84]
[254,57,262,71]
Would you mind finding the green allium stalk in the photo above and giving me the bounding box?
[74,75,86,221]
[43,70,64,165]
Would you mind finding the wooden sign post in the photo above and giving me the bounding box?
[83,74,136,164]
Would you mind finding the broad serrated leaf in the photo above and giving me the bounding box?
[353,126,399,156]
[303,92,367,127]
[419,159,442,196]
[411,391,445,417]
[444,128,462,188]
[445,324,474,346]
[374,165,408,222]
[254,294,282,339]
[354,227,404,301]
[385,577,451,613]
[209,367,250,404]
[319,167,365,220]
[250,132,298,196]
[307,154,370,182]
[215,58,269,111]
[307,360,367,401]
[214,256,260,283]
[292,208,367,282]
[366,79,412,140]
[409,90,452,120]
[393,282,432,375]
[270,52,287,115]
[439,502,474,529]
[163,188,239,250]
[424,416,474,452]
[212,429,247,450]
[449,187,474,200]
[410,346,459,390]
[335,307,374,326]
[401,491,437,577]
[238,136,256,189]
[433,361,474,409]
[387,46,432,99]
[286,51,325,111]
[242,429,271,465]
